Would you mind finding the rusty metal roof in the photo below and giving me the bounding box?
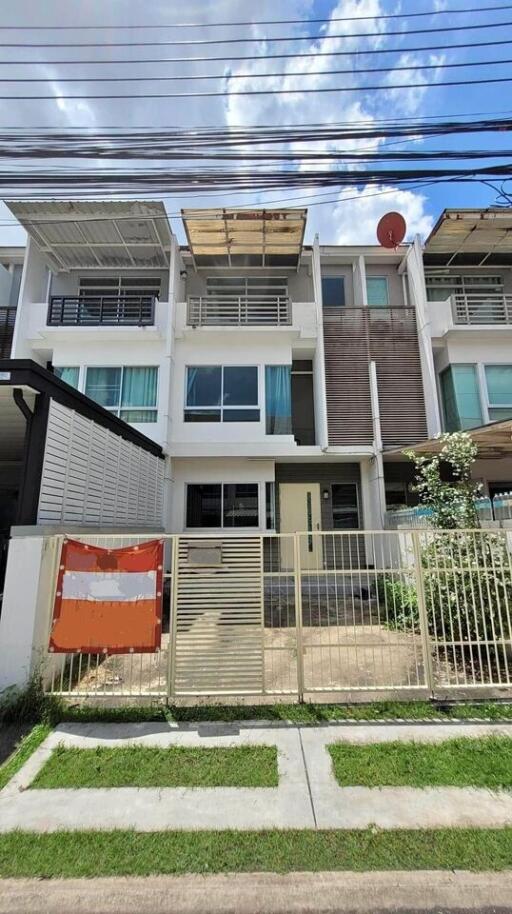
[181,207,307,268]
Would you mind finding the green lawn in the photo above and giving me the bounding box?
[328,735,512,788]
[0,828,511,877]
[0,724,51,792]
[30,744,279,789]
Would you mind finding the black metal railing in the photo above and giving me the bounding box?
[47,295,156,327]
[0,306,16,357]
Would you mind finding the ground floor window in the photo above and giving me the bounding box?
[186,483,259,528]
[331,483,360,529]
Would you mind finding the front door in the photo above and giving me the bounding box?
[279,482,322,569]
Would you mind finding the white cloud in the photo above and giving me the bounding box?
[313,185,434,244]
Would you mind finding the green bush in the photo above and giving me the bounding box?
[378,578,419,632]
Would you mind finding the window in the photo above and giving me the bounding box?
[79,276,161,299]
[366,276,389,308]
[265,365,292,435]
[54,366,79,388]
[425,274,503,302]
[266,481,276,529]
[485,365,512,421]
[440,365,482,431]
[185,366,259,422]
[331,484,360,529]
[321,276,345,307]
[186,483,259,528]
[206,276,287,298]
[85,366,158,423]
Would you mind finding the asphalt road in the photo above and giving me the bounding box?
[1,871,512,914]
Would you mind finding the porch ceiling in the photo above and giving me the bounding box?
[6,200,172,272]
[424,208,512,267]
[181,207,307,268]
[387,419,512,461]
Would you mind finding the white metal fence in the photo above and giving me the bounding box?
[41,529,512,703]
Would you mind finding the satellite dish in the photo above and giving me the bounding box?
[377,211,407,248]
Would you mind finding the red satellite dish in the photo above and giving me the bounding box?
[377,211,407,248]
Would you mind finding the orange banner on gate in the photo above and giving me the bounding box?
[49,538,164,654]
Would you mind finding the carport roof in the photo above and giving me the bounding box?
[387,419,512,461]
[5,200,172,272]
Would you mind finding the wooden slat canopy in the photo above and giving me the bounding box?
[387,419,512,460]
[424,208,512,267]
[181,207,307,267]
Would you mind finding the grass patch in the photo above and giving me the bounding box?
[30,745,278,789]
[0,724,51,792]
[328,736,512,789]
[45,699,512,726]
[0,828,511,877]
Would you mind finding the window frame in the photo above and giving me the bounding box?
[439,363,483,432]
[84,365,159,423]
[484,363,512,421]
[185,482,261,530]
[366,275,389,308]
[184,365,260,423]
[321,275,345,308]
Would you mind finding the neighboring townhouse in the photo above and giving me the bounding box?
[0,245,25,359]
[424,208,512,500]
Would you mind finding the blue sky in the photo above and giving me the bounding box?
[0,0,510,246]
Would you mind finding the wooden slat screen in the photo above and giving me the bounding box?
[323,307,427,446]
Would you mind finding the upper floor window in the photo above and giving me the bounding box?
[206,276,287,299]
[184,365,259,422]
[84,365,158,423]
[54,366,79,388]
[485,365,512,422]
[321,276,345,307]
[440,365,482,431]
[425,274,503,302]
[366,276,389,308]
[78,276,161,299]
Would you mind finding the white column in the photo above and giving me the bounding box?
[312,235,329,449]
[404,236,441,437]
[0,534,59,693]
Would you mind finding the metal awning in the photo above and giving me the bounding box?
[181,207,307,268]
[424,208,512,267]
[6,200,172,272]
[387,419,512,461]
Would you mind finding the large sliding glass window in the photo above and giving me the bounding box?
[265,365,292,435]
[85,366,158,422]
[440,365,482,431]
[186,483,259,528]
[366,276,389,308]
[184,366,259,422]
[485,365,512,421]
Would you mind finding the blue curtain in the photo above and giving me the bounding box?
[265,365,292,435]
[121,367,157,408]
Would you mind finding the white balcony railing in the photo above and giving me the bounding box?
[187,294,292,327]
[451,292,512,325]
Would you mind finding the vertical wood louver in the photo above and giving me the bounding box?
[323,307,427,446]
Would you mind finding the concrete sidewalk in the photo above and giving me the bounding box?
[1,720,512,833]
[2,871,512,914]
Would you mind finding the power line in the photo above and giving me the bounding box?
[4,36,512,67]
[1,3,510,29]
[1,18,511,48]
[2,56,510,84]
[4,74,512,100]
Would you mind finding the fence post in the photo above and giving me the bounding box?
[167,534,180,703]
[293,533,305,703]
[411,530,435,698]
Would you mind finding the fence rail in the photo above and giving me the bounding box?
[40,529,512,703]
[187,295,292,327]
[451,292,512,325]
[47,295,156,327]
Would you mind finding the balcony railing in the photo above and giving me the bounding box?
[0,306,16,357]
[187,295,292,327]
[47,295,156,327]
[451,293,512,325]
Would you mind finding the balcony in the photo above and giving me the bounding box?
[47,295,156,327]
[0,307,16,357]
[187,294,292,327]
[451,293,512,325]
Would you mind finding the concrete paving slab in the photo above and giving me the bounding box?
[2,871,512,914]
[1,721,512,833]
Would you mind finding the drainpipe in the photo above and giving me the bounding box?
[368,360,386,528]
